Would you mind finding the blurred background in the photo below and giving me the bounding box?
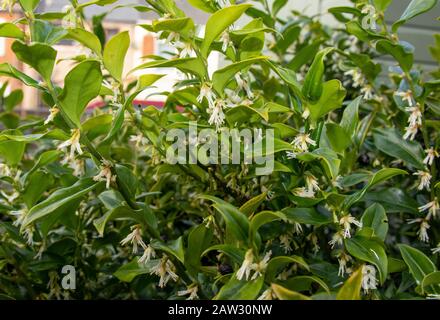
[0,0,438,113]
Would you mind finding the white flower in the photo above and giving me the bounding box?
[292,133,316,152]
[10,209,26,226]
[71,159,85,177]
[235,72,254,99]
[332,175,343,189]
[166,31,180,44]
[344,69,365,88]
[178,42,195,58]
[1,190,19,203]
[93,161,116,189]
[328,231,344,249]
[403,123,419,141]
[58,129,83,159]
[337,252,352,277]
[138,245,156,264]
[286,151,297,159]
[413,170,431,191]
[423,148,439,166]
[44,107,59,125]
[293,222,303,235]
[178,285,199,300]
[405,104,422,127]
[250,251,271,280]
[120,225,147,253]
[305,173,320,194]
[293,187,315,198]
[208,99,227,131]
[279,235,292,253]
[0,163,11,177]
[237,249,254,281]
[361,265,378,293]
[419,198,439,220]
[339,214,362,238]
[302,108,310,119]
[150,255,179,288]
[408,218,430,242]
[431,244,440,254]
[395,90,415,107]
[130,133,149,149]
[197,82,216,108]
[258,288,276,300]
[361,85,375,100]
[220,31,234,52]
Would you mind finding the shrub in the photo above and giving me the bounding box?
[0,0,439,300]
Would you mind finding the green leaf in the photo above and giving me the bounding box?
[345,236,388,284]
[398,244,437,285]
[308,79,346,122]
[287,40,323,71]
[12,41,57,82]
[373,0,393,11]
[18,0,40,12]
[115,164,138,200]
[392,0,438,32]
[302,48,333,103]
[283,275,330,294]
[0,130,25,166]
[239,192,267,216]
[336,267,363,300]
[271,283,311,300]
[200,195,250,244]
[325,123,352,153]
[282,207,332,226]
[185,224,213,275]
[114,259,154,282]
[266,256,309,282]
[212,56,267,94]
[421,271,440,295]
[340,96,361,138]
[103,31,130,82]
[22,178,101,228]
[373,127,425,170]
[214,274,264,300]
[343,168,408,209]
[31,19,68,45]
[360,203,389,241]
[202,244,244,264]
[187,0,216,13]
[58,60,103,127]
[249,211,286,244]
[0,23,25,40]
[376,40,414,72]
[200,4,252,58]
[151,236,185,263]
[66,28,103,57]
[130,57,206,79]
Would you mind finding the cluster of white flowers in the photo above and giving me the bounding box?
[177,285,199,300]
[258,288,277,300]
[288,133,316,158]
[408,218,430,243]
[344,69,378,100]
[208,99,227,131]
[0,163,11,177]
[58,128,83,160]
[178,42,196,58]
[236,249,271,281]
[337,252,352,277]
[413,170,431,191]
[93,160,116,189]
[339,214,362,239]
[361,264,378,294]
[423,147,439,166]
[150,255,179,288]
[120,225,147,253]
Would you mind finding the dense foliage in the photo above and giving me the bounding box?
[0,0,439,300]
